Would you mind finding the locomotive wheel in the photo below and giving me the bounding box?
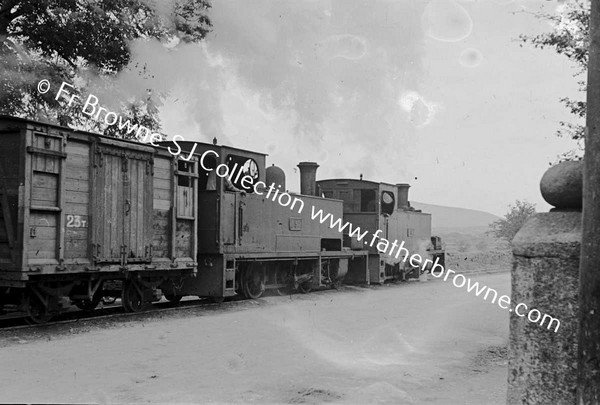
[275,270,291,296]
[210,296,225,304]
[121,280,148,313]
[243,264,265,299]
[164,294,182,303]
[24,292,53,324]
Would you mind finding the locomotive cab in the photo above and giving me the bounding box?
[317,179,445,284]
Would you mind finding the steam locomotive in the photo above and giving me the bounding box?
[0,115,443,323]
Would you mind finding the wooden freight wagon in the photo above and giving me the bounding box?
[0,116,198,322]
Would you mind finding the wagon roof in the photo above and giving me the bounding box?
[0,115,267,157]
[0,115,161,149]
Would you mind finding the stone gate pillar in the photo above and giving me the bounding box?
[507,160,582,405]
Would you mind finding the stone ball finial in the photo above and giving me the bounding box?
[540,160,583,209]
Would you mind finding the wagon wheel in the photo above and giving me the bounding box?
[164,294,182,303]
[243,263,265,299]
[24,291,53,324]
[121,280,148,312]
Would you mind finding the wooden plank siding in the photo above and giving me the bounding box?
[152,156,172,259]
[177,187,194,218]
[31,173,58,206]
[123,158,153,260]
[174,159,197,260]
[63,140,91,260]
[27,130,65,264]
[91,146,155,263]
[175,220,193,258]
[93,153,124,261]
[26,212,57,260]
[0,130,23,266]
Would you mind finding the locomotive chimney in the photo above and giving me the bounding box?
[396,183,410,210]
[297,162,319,196]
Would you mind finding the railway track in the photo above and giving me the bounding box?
[0,285,352,334]
[0,269,509,333]
[0,295,250,332]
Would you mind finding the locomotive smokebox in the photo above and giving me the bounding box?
[266,164,286,190]
[297,162,320,196]
[396,183,410,210]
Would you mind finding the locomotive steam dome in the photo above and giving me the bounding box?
[266,164,286,190]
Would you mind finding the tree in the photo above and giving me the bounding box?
[519,0,589,160]
[0,0,211,138]
[488,200,536,242]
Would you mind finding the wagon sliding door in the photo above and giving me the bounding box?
[92,145,153,265]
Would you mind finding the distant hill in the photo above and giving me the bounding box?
[411,201,501,231]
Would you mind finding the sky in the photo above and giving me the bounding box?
[124,0,581,216]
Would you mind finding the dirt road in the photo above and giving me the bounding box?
[0,273,509,404]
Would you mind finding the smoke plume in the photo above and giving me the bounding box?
[111,0,432,189]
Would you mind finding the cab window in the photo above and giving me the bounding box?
[360,189,377,212]
[225,154,259,193]
[381,191,395,215]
